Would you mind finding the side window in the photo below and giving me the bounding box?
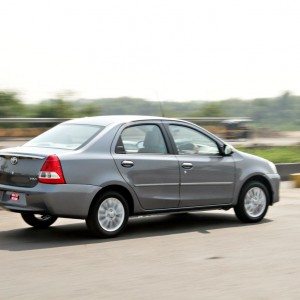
[169,125,220,155]
[116,124,168,154]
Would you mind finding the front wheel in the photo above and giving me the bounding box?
[21,213,57,229]
[234,181,270,223]
[86,191,129,238]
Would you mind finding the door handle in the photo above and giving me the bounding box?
[181,162,193,169]
[121,160,134,168]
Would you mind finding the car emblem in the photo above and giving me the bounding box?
[10,157,18,165]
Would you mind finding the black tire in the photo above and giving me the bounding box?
[234,181,270,223]
[86,191,129,238]
[21,213,57,229]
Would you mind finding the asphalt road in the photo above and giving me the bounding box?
[0,182,299,299]
[1,130,300,150]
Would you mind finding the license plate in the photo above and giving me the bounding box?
[2,191,26,206]
[10,192,20,201]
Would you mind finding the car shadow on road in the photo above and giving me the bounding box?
[0,212,272,251]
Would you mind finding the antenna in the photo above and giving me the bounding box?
[155,90,165,117]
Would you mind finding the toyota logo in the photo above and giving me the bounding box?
[10,157,18,165]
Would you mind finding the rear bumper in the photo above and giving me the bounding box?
[265,173,281,204]
[0,183,101,218]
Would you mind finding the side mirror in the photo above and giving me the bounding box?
[223,145,234,156]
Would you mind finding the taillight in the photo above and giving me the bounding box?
[38,155,66,184]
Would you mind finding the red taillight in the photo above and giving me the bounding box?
[38,155,66,184]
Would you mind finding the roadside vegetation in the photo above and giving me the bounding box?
[0,90,299,131]
[236,146,300,163]
[0,90,299,163]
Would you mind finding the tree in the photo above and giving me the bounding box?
[78,103,101,116]
[197,102,224,117]
[0,91,25,117]
[33,99,76,118]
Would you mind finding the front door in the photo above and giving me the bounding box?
[166,123,235,207]
[112,123,180,210]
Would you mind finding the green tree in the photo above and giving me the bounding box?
[33,99,76,118]
[0,91,25,117]
[197,102,224,117]
[78,102,101,117]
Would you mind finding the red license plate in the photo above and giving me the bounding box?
[10,192,20,201]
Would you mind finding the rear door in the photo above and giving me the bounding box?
[112,121,180,210]
[164,122,235,207]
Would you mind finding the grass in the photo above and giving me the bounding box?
[236,146,300,164]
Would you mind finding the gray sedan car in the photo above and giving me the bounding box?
[0,116,280,237]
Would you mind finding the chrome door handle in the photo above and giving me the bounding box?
[121,160,134,168]
[181,162,193,169]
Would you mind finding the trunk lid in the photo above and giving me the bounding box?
[0,146,70,188]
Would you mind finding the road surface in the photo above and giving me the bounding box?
[1,131,300,150]
[0,182,299,299]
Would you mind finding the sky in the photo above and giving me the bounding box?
[0,0,299,103]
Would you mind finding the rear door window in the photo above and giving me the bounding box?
[116,124,168,154]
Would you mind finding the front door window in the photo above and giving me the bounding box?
[169,125,220,155]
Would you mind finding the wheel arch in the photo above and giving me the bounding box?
[238,175,274,205]
[88,184,135,216]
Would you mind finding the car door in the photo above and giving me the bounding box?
[165,122,235,207]
[112,121,180,210]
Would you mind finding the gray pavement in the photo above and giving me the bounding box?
[0,139,28,149]
[229,131,300,147]
[1,131,300,150]
[0,182,299,299]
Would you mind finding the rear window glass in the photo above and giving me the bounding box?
[24,124,104,150]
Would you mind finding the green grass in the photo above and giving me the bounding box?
[236,146,300,163]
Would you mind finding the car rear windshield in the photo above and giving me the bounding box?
[24,124,104,150]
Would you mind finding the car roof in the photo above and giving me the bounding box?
[64,115,178,126]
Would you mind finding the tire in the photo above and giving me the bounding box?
[86,191,129,238]
[21,213,57,229]
[234,181,270,223]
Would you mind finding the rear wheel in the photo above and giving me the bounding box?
[21,213,57,229]
[86,191,129,238]
[234,181,270,223]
